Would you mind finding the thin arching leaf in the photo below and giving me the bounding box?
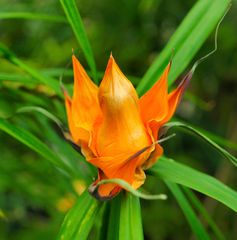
[166,182,210,240]
[182,187,225,240]
[0,12,67,23]
[60,0,97,83]
[165,121,237,167]
[174,118,237,152]
[0,43,62,96]
[148,156,237,212]
[136,0,231,95]
[57,191,101,240]
[91,178,167,201]
[0,118,74,175]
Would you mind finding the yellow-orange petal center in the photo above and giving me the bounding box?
[94,55,151,158]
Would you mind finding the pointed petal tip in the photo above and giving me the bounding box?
[165,61,172,74]
[72,54,77,62]
[71,55,87,77]
[104,53,115,74]
[109,52,115,63]
[177,69,193,94]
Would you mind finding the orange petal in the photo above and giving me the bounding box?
[64,91,85,142]
[139,62,171,123]
[64,91,95,159]
[162,70,192,124]
[92,164,146,199]
[89,170,122,200]
[142,143,163,170]
[89,141,154,194]
[95,55,151,157]
[70,55,101,143]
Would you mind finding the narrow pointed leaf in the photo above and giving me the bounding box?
[136,0,231,95]
[166,182,210,240]
[15,106,96,179]
[0,118,74,175]
[98,203,111,240]
[0,12,67,23]
[60,0,97,82]
[36,117,96,182]
[148,156,237,212]
[57,191,101,240]
[182,187,225,240]
[0,43,62,96]
[174,118,237,152]
[106,192,143,240]
[165,121,237,167]
[119,192,143,240]
[0,73,36,84]
[16,106,64,130]
[106,196,121,240]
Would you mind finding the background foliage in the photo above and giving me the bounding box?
[0,0,237,239]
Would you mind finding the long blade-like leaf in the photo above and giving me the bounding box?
[166,182,210,240]
[104,192,143,240]
[60,0,97,83]
[106,195,121,240]
[165,121,237,167]
[0,118,74,175]
[0,12,67,23]
[119,192,144,240]
[0,43,62,96]
[14,106,96,179]
[136,0,230,95]
[0,73,36,84]
[97,203,111,240]
[147,156,237,212]
[57,191,101,240]
[174,118,237,152]
[182,187,225,240]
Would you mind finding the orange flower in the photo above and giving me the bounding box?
[64,54,190,200]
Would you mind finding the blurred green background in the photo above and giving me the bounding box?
[0,0,237,239]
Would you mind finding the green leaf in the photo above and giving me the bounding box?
[60,0,97,83]
[0,12,67,23]
[106,196,121,240]
[147,156,237,212]
[119,192,143,240]
[165,121,237,167]
[136,0,231,95]
[166,182,210,240]
[15,105,96,180]
[0,118,74,175]
[36,117,95,182]
[105,192,143,240]
[97,203,111,240]
[57,191,101,240]
[16,106,64,130]
[0,73,36,84]
[0,43,62,96]
[173,118,237,152]
[94,178,167,200]
[182,187,225,240]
